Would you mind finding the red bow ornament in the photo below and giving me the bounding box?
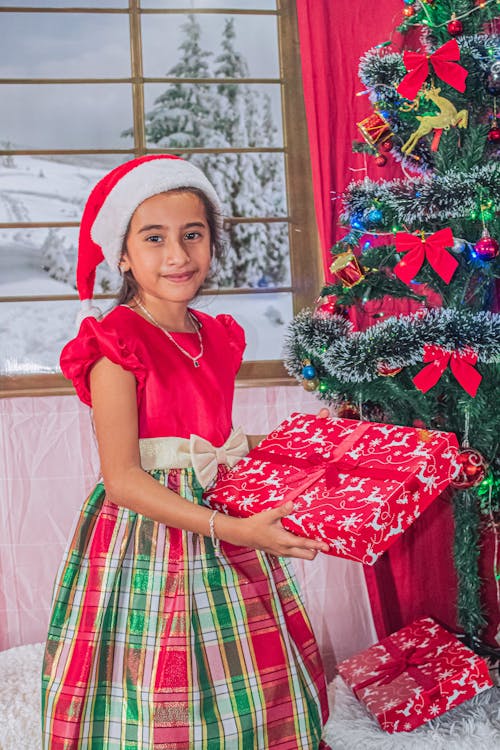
[413,345,482,398]
[397,39,468,101]
[394,228,458,285]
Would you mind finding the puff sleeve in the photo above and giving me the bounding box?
[60,316,147,407]
[216,314,246,374]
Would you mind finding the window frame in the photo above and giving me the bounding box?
[0,0,321,397]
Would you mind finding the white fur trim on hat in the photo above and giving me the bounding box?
[90,159,222,269]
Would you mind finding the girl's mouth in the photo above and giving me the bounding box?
[161,271,195,283]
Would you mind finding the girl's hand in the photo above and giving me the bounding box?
[317,408,330,418]
[235,501,329,560]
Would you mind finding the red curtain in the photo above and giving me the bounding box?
[296,0,407,278]
[296,0,461,641]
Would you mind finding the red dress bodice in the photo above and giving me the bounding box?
[60,305,246,445]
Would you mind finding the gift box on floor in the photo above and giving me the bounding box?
[205,412,459,564]
[337,616,493,733]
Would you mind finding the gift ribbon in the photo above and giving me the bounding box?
[394,228,458,285]
[353,638,438,695]
[397,39,468,101]
[252,422,418,490]
[412,345,482,398]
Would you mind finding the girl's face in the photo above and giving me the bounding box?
[121,190,212,306]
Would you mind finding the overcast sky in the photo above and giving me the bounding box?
[0,4,281,150]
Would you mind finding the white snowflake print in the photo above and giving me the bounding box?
[338,513,363,531]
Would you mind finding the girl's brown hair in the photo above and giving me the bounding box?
[116,187,225,307]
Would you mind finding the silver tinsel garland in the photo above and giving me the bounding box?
[285,308,500,384]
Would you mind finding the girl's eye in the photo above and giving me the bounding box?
[145,235,162,243]
[185,231,201,241]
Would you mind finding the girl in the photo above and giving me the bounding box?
[41,154,330,749]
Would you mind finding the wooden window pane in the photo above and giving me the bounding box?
[215,220,291,289]
[141,12,279,79]
[143,82,283,148]
[194,291,293,362]
[0,84,134,149]
[142,1,276,8]
[1,1,127,7]
[0,227,121,299]
[0,155,132,225]
[188,152,287,218]
[0,12,131,78]
[0,299,82,375]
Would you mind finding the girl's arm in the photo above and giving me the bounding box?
[90,357,328,560]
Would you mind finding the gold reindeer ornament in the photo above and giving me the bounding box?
[401,85,468,155]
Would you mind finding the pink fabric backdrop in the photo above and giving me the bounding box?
[0,390,377,678]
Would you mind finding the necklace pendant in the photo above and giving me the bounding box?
[194,360,200,368]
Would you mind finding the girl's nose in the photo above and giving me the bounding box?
[163,239,190,265]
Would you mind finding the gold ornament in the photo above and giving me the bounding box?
[401,84,468,155]
[302,377,319,392]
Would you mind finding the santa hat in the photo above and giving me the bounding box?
[76,154,222,323]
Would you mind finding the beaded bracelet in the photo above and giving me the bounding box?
[209,509,221,558]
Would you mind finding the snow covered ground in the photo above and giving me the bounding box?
[0,156,293,375]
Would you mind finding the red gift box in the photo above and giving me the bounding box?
[337,616,493,733]
[205,413,459,564]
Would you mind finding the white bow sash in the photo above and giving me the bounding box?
[190,428,249,488]
[138,428,249,488]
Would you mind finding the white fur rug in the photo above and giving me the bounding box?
[1,643,499,749]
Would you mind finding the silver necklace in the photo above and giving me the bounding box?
[135,300,204,368]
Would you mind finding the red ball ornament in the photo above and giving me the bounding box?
[447,16,464,36]
[487,126,500,143]
[403,6,416,17]
[474,228,500,261]
[380,139,393,152]
[375,154,387,167]
[451,448,488,489]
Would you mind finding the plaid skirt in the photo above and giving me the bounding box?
[41,467,328,749]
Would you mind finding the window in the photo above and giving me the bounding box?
[0,0,320,396]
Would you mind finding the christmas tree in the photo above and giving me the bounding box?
[285,0,500,649]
